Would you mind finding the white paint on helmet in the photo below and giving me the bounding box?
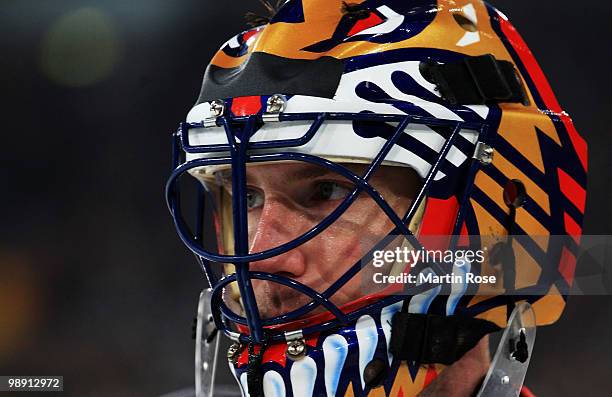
[239,372,249,397]
[323,334,349,397]
[263,370,286,397]
[290,356,317,397]
[408,268,442,314]
[446,257,472,315]
[351,5,404,36]
[456,4,481,47]
[356,315,378,390]
[380,301,403,366]
[229,365,247,397]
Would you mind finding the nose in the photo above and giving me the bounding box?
[249,197,307,279]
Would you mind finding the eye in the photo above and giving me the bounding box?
[246,188,264,210]
[314,181,351,202]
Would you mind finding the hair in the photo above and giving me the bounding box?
[244,1,370,27]
[244,0,287,27]
[341,2,371,19]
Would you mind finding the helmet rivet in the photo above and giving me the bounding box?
[363,358,387,389]
[209,100,225,117]
[286,339,306,360]
[503,179,527,209]
[227,342,241,361]
[266,94,286,114]
[501,375,510,385]
[473,142,494,165]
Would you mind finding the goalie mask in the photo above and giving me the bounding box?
[166,0,588,396]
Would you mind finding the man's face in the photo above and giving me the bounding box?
[218,162,421,320]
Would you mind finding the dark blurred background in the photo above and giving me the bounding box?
[0,0,610,396]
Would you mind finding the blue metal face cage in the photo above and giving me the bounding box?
[165,110,490,344]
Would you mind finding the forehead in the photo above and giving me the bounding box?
[246,162,357,180]
[229,162,421,190]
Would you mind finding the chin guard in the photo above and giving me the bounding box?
[195,289,220,397]
[476,302,536,397]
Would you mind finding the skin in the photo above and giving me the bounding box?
[217,161,489,396]
[416,337,490,397]
[219,162,420,318]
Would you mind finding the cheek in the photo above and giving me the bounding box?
[327,231,363,263]
[316,207,392,266]
[354,201,398,240]
[299,224,363,281]
[298,200,401,282]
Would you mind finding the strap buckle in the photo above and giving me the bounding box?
[422,54,529,106]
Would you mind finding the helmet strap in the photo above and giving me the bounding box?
[246,339,268,397]
[389,311,501,365]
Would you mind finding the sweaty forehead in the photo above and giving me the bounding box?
[237,162,421,193]
[245,162,348,181]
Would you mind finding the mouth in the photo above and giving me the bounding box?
[254,277,325,320]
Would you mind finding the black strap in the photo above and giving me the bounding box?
[198,52,345,103]
[246,341,267,397]
[422,54,529,106]
[389,312,501,365]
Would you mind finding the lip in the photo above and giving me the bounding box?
[256,270,323,295]
[254,275,325,317]
[236,291,390,335]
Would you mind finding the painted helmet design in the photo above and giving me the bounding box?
[166,0,588,396]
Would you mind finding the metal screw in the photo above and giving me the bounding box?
[209,100,225,117]
[286,339,306,360]
[473,142,494,165]
[266,94,286,114]
[501,375,510,385]
[481,147,494,164]
[227,342,241,361]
